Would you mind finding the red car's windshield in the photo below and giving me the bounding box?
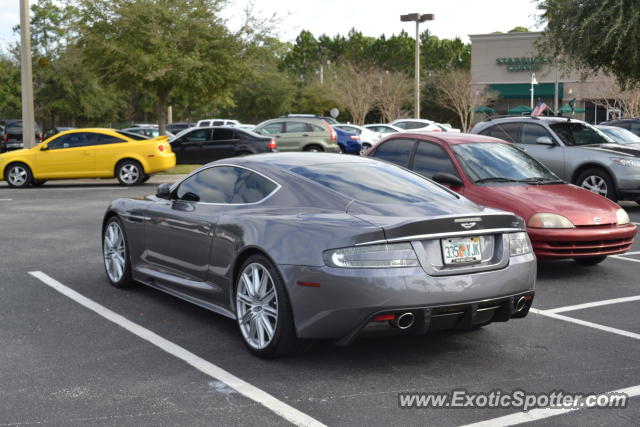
[451,142,562,184]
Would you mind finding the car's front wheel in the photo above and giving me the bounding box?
[574,255,607,266]
[4,163,32,188]
[116,160,145,186]
[576,168,616,200]
[103,217,134,288]
[303,144,323,152]
[235,255,298,358]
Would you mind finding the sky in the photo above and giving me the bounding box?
[0,0,542,51]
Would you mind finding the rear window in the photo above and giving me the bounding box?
[115,131,148,140]
[291,162,456,204]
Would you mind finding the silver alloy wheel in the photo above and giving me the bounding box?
[7,165,28,187]
[103,222,126,282]
[119,163,140,185]
[236,263,278,350]
[581,175,608,197]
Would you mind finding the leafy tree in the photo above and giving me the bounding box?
[508,26,530,33]
[280,30,321,80]
[0,55,21,117]
[75,0,240,133]
[539,0,640,87]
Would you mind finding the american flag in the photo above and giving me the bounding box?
[532,100,548,116]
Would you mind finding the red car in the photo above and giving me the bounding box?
[366,132,637,264]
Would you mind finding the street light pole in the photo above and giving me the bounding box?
[19,0,36,149]
[401,13,434,119]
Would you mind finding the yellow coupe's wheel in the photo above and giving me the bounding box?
[4,163,32,188]
[116,160,144,186]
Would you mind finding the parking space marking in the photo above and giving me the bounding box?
[610,255,640,264]
[28,271,326,427]
[530,308,640,341]
[461,384,640,427]
[544,295,640,314]
[0,198,12,201]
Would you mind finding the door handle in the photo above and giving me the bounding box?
[83,151,92,155]
[302,134,309,137]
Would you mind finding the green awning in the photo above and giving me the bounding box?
[489,83,563,99]
[475,105,496,113]
[507,105,532,114]
[559,104,586,113]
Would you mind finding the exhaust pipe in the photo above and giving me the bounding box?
[392,312,415,330]
[515,296,527,312]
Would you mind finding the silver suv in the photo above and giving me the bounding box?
[471,116,640,203]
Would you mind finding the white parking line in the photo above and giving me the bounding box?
[28,271,326,427]
[461,384,640,427]
[530,308,640,341]
[610,255,640,264]
[0,198,12,201]
[544,295,640,314]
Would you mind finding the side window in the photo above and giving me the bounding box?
[371,138,415,167]
[310,123,325,132]
[211,128,235,141]
[412,142,459,179]
[259,122,284,135]
[230,171,278,203]
[521,124,553,145]
[285,122,307,133]
[95,134,126,145]
[183,129,211,143]
[394,121,409,129]
[212,121,224,126]
[481,123,521,143]
[176,166,277,204]
[630,123,640,136]
[404,122,424,130]
[48,132,96,149]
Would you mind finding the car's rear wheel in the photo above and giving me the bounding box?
[235,255,297,358]
[303,144,323,152]
[360,143,372,156]
[103,217,134,288]
[31,179,47,186]
[141,174,151,183]
[116,160,144,186]
[574,255,607,266]
[576,168,616,200]
[4,163,32,188]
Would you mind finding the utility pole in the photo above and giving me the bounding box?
[401,13,434,119]
[20,0,36,149]
[554,59,559,113]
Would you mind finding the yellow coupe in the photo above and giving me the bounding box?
[0,128,175,187]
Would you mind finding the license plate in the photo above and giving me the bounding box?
[6,143,22,148]
[441,236,482,265]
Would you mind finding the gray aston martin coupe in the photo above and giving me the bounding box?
[102,153,536,357]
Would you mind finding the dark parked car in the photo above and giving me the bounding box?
[599,118,640,137]
[1,120,43,152]
[102,153,536,357]
[43,126,76,140]
[166,122,191,134]
[170,126,277,164]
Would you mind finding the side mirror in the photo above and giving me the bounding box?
[432,172,464,187]
[156,183,172,199]
[40,145,49,151]
[536,136,554,145]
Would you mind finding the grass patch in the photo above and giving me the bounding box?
[162,164,202,175]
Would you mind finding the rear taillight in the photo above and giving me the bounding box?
[267,138,277,150]
[323,121,337,141]
[2,133,7,143]
[350,135,360,140]
[37,133,42,142]
[432,128,441,132]
[158,144,165,152]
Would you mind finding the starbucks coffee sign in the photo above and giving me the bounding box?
[496,57,551,72]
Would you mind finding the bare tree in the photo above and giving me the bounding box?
[583,79,640,118]
[435,70,497,132]
[375,70,413,123]
[325,62,378,125]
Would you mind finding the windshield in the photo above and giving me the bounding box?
[549,122,611,146]
[598,127,640,144]
[291,162,457,204]
[451,142,561,183]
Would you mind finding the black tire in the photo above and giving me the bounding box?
[575,168,616,201]
[236,151,252,156]
[337,144,346,154]
[141,174,151,183]
[115,159,145,186]
[303,144,324,152]
[234,254,298,358]
[4,162,33,188]
[31,179,47,186]
[102,216,134,288]
[574,256,607,266]
[360,143,372,156]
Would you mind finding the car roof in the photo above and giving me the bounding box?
[217,152,373,170]
[383,131,506,145]
[481,116,586,124]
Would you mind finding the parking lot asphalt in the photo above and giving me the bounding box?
[1,177,639,426]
